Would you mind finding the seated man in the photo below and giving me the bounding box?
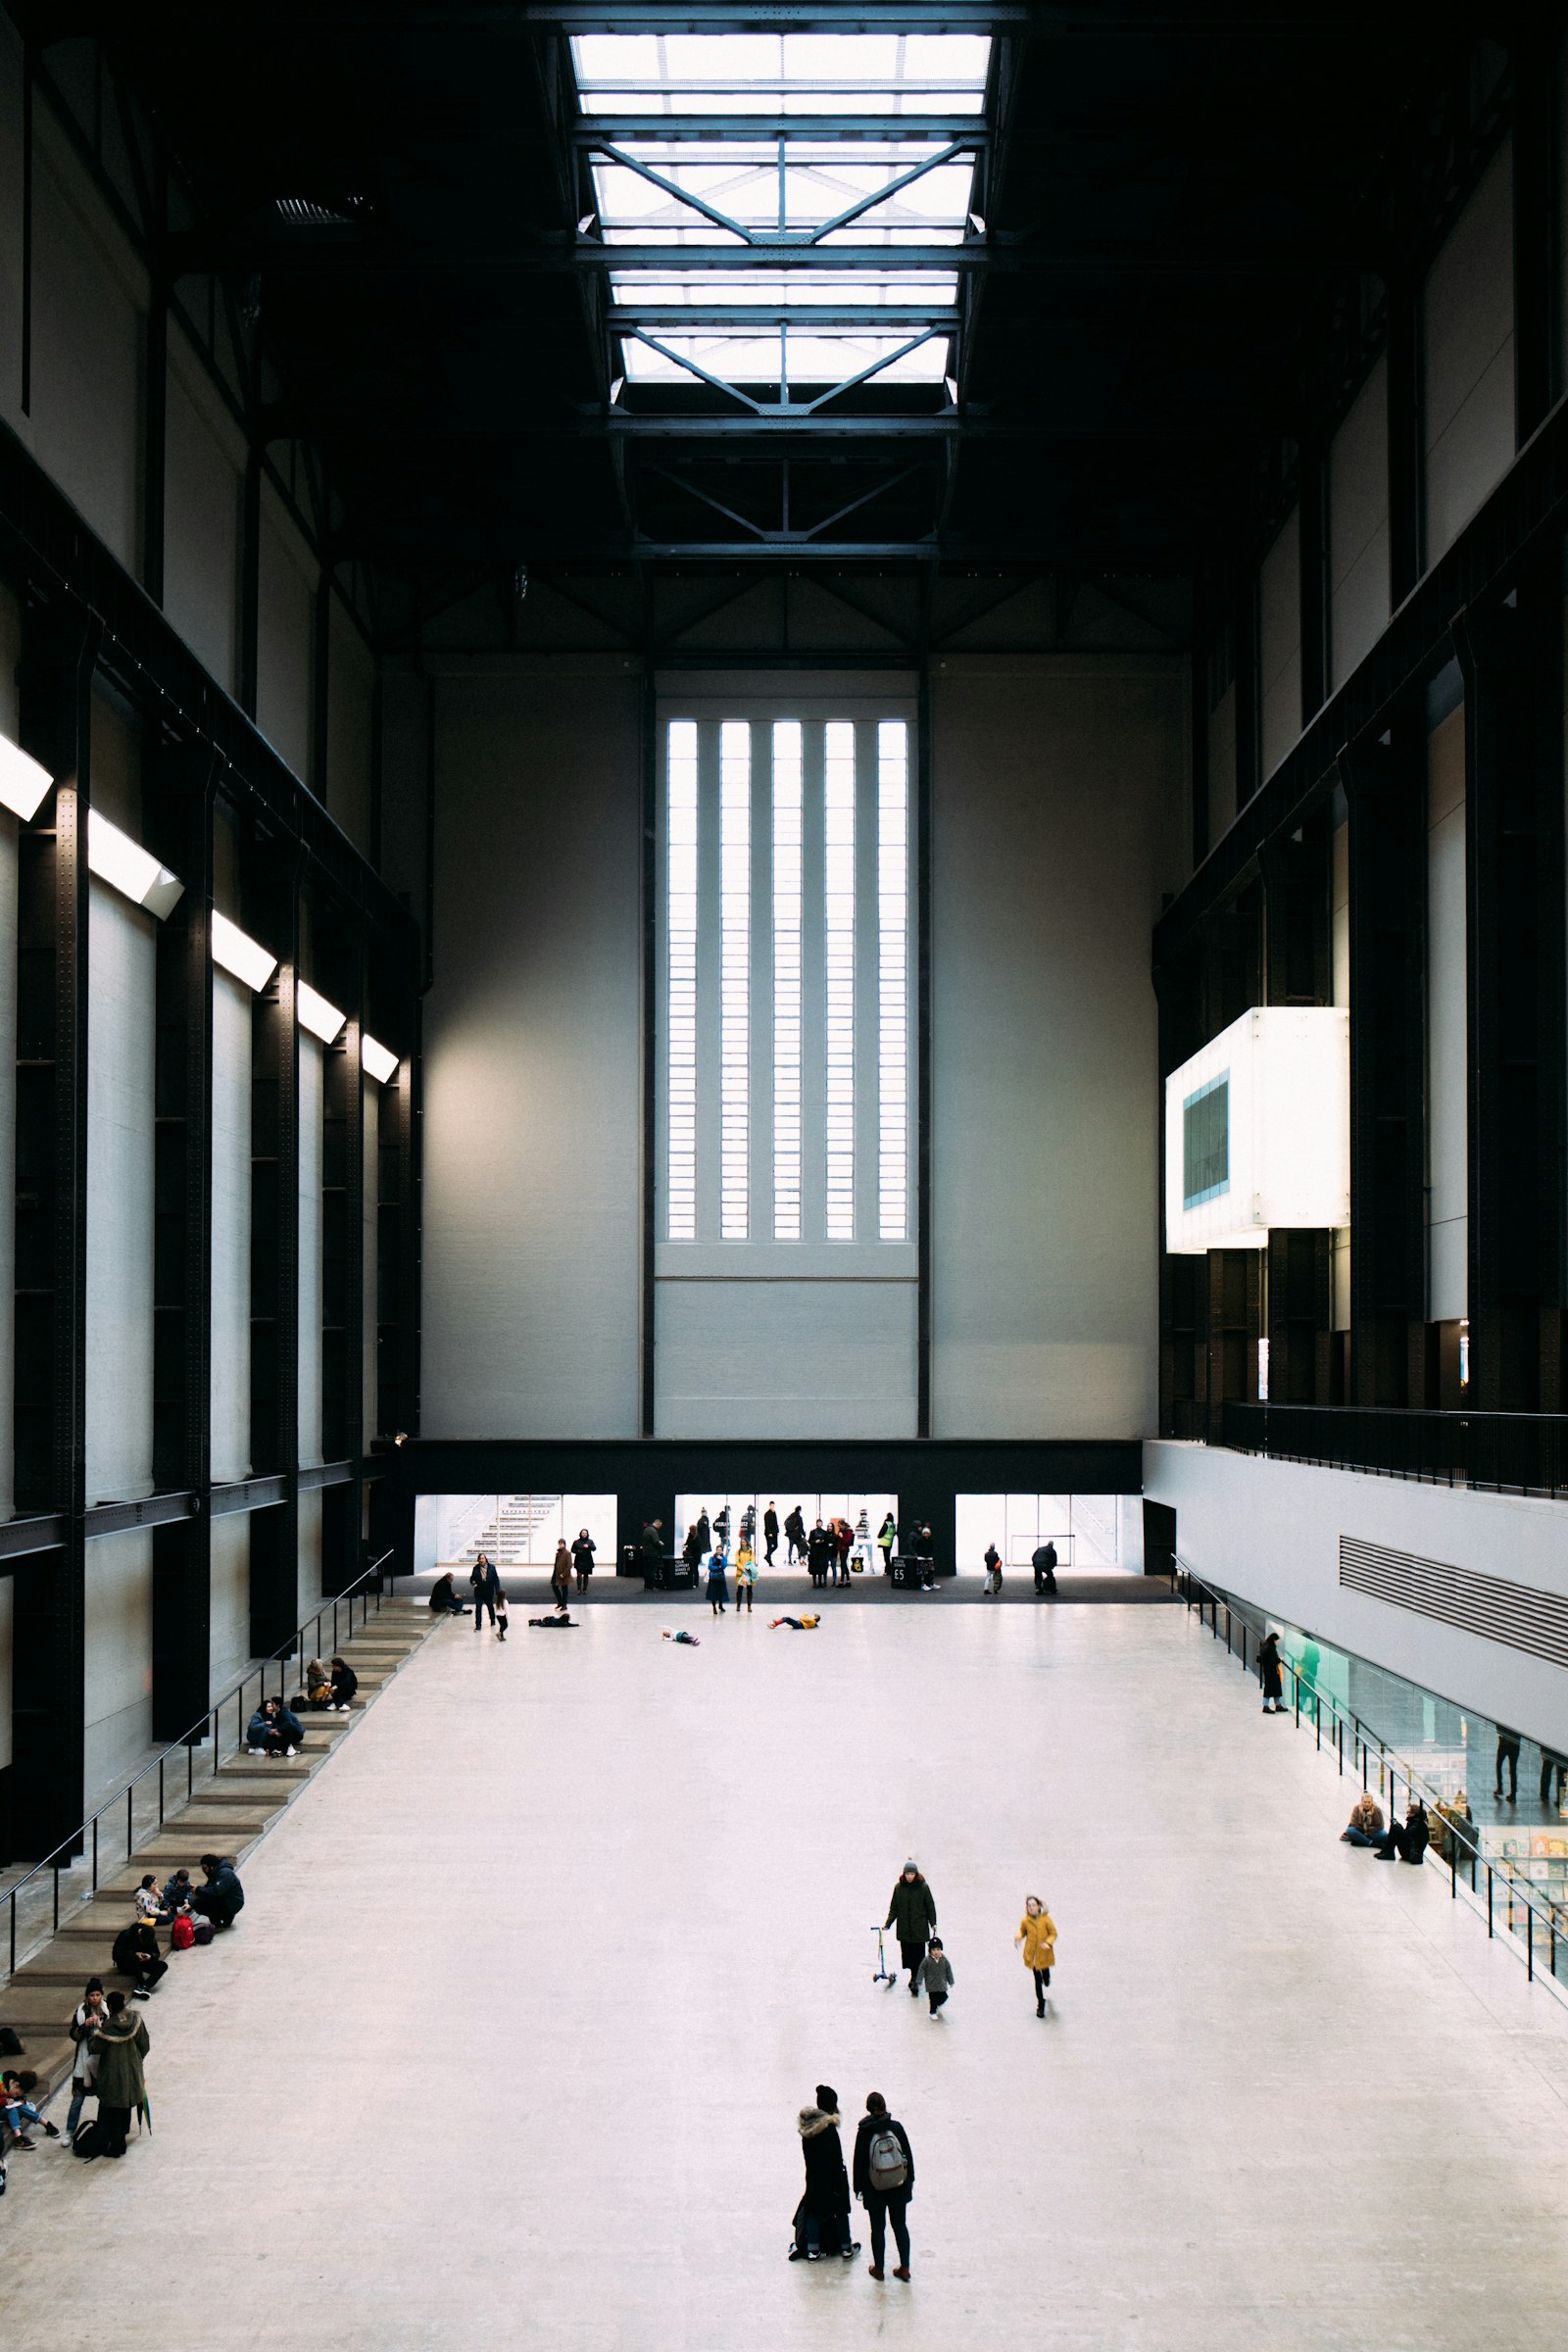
[162,1867,196,1914]
[1340,1793,1386,1846]
[191,1853,245,1931]
[110,1918,169,1999]
[428,1571,467,1615]
[328,1656,359,1710]
[246,1695,302,1756]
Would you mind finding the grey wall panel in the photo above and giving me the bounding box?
[83,1529,153,1800]
[26,115,144,574]
[211,966,253,1482]
[655,1278,917,1438]
[0,19,23,425]
[0,581,19,1526]
[256,482,314,779]
[297,1486,322,1618]
[209,1512,252,1690]
[1259,505,1301,779]
[84,877,156,1503]
[1425,142,1516,564]
[164,325,241,695]
[327,597,374,856]
[1427,704,1467,1319]
[298,1034,323,1466]
[421,667,643,1438]
[1329,355,1391,689]
[930,658,1184,1439]
[1207,678,1236,843]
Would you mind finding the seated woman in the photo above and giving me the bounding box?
[190,1854,245,1931]
[2,2068,62,2148]
[1340,1793,1386,1846]
[133,1873,175,1925]
[328,1656,359,1710]
[246,1694,302,1757]
[110,1918,169,1998]
[1375,1797,1430,1864]
[296,1657,334,1710]
[429,1571,467,1615]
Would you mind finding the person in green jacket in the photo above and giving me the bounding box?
[89,1991,149,2157]
[884,1861,937,1997]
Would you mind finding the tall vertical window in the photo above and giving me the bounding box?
[823,722,857,1240]
[877,720,909,1240]
[772,722,803,1241]
[665,721,699,1242]
[718,721,751,1240]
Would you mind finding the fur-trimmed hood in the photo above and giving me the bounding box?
[798,2106,841,2139]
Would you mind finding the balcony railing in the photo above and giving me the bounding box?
[1216,1401,1568,1498]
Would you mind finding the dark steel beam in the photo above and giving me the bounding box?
[610,307,963,329]
[283,408,1251,445]
[573,115,989,141]
[173,236,1359,278]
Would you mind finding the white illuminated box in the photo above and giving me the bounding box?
[1164,1005,1349,1254]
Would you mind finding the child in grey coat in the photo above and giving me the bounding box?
[916,1938,954,2017]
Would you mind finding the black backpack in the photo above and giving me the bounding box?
[73,2120,105,2161]
[0,2027,23,2057]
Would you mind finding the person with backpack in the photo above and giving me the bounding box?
[789,2085,858,2262]
[884,1861,937,1995]
[88,1991,149,2158]
[982,1541,1003,1594]
[1031,1539,1058,1596]
[1014,1893,1057,2018]
[66,1981,105,2137]
[470,1551,502,1633]
[853,2091,914,2281]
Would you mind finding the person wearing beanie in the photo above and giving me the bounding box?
[789,2085,858,2263]
[884,1861,937,1995]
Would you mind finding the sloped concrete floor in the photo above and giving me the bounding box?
[4,1601,1567,2351]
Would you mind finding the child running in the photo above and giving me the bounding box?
[1014,1893,1057,2018]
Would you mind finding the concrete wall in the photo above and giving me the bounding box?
[298,1036,324,1467]
[83,876,157,1502]
[83,1530,154,1799]
[1424,141,1516,565]
[1258,507,1301,780]
[1145,1440,1568,1752]
[212,967,253,1482]
[929,657,1186,1439]
[1329,355,1390,689]
[1427,703,1468,1321]
[257,482,316,782]
[328,596,374,857]
[421,662,644,1439]
[209,1515,252,1693]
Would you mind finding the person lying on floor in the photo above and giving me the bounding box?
[662,1628,701,1645]
[528,1615,577,1628]
[769,1615,820,1631]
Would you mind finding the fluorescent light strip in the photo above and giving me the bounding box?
[297,980,346,1045]
[361,1034,398,1085]
[210,910,277,994]
[87,809,184,920]
[0,733,53,822]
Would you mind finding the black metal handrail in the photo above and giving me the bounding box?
[1172,1560,1567,1998]
[4,1551,396,1981]
[1219,1401,1568,1498]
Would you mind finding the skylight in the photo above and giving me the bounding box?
[570,32,990,399]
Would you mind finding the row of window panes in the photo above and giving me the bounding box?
[719,720,751,1240]
[822,721,857,1242]
[666,722,700,1240]
[773,721,804,1239]
[877,719,908,1241]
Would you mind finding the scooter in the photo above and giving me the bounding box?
[872,1927,897,1988]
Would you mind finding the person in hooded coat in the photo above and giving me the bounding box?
[789,2085,858,2261]
[191,1854,245,1930]
[1258,1630,1287,1714]
[884,1861,937,1995]
[89,1990,149,2157]
[551,1541,572,1612]
[784,1506,807,1565]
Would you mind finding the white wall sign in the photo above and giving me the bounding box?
[1164,1005,1349,1253]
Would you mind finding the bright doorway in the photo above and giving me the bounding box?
[953,1494,1141,1573]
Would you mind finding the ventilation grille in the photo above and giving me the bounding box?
[1340,1536,1568,1670]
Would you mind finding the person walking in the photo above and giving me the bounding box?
[470,1551,502,1634]
[916,1938,954,2018]
[763,1501,780,1566]
[853,2091,914,2282]
[65,1981,105,2138]
[884,1861,937,1996]
[551,1540,572,1613]
[785,1505,807,1566]
[789,2085,858,2263]
[1031,1539,1058,1596]
[832,1520,854,1587]
[708,1546,729,1616]
[680,1523,703,1589]
[877,1511,897,1573]
[89,1990,149,2158]
[982,1542,1003,1595]
[571,1527,596,1597]
[1494,1724,1521,1802]
[1014,1894,1057,2018]
[734,1544,755,1614]
[1258,1630,1287,1713]
[1542,1745,1568,1811]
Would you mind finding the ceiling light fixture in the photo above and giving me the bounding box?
[211,910,277,993]
[0,733,53,822]
[87,809,185,920]
[298,980,346,1045]
[361,1034,398,1085]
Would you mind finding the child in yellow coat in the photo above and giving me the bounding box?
[1014,1894,1056,2019]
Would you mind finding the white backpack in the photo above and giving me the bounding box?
[866,2125,907,2193]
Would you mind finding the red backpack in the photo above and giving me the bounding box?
[171,1915,196,1952]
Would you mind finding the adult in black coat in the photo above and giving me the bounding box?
[1031,1540,1058,1596]
[110,1920,168,1996]
[884,1861,937,1994]
[191,1854,245,1930]
[1258,1631,1286,1714]
[694,1509,710,1557]
[853,2093,915,2280]
[469,1553,502,1632]
[429,1572,466,1615]
[762,1503,780,1565]
[641,1520,667,1591]
[328,1657,358,1710]
[790,2086,858,2261]
[806,1523,832,1588]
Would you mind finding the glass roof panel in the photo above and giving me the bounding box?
[612,270,958,310]
[622,327,950,385]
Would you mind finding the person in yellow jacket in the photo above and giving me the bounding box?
[1014,1894,1056,2019]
